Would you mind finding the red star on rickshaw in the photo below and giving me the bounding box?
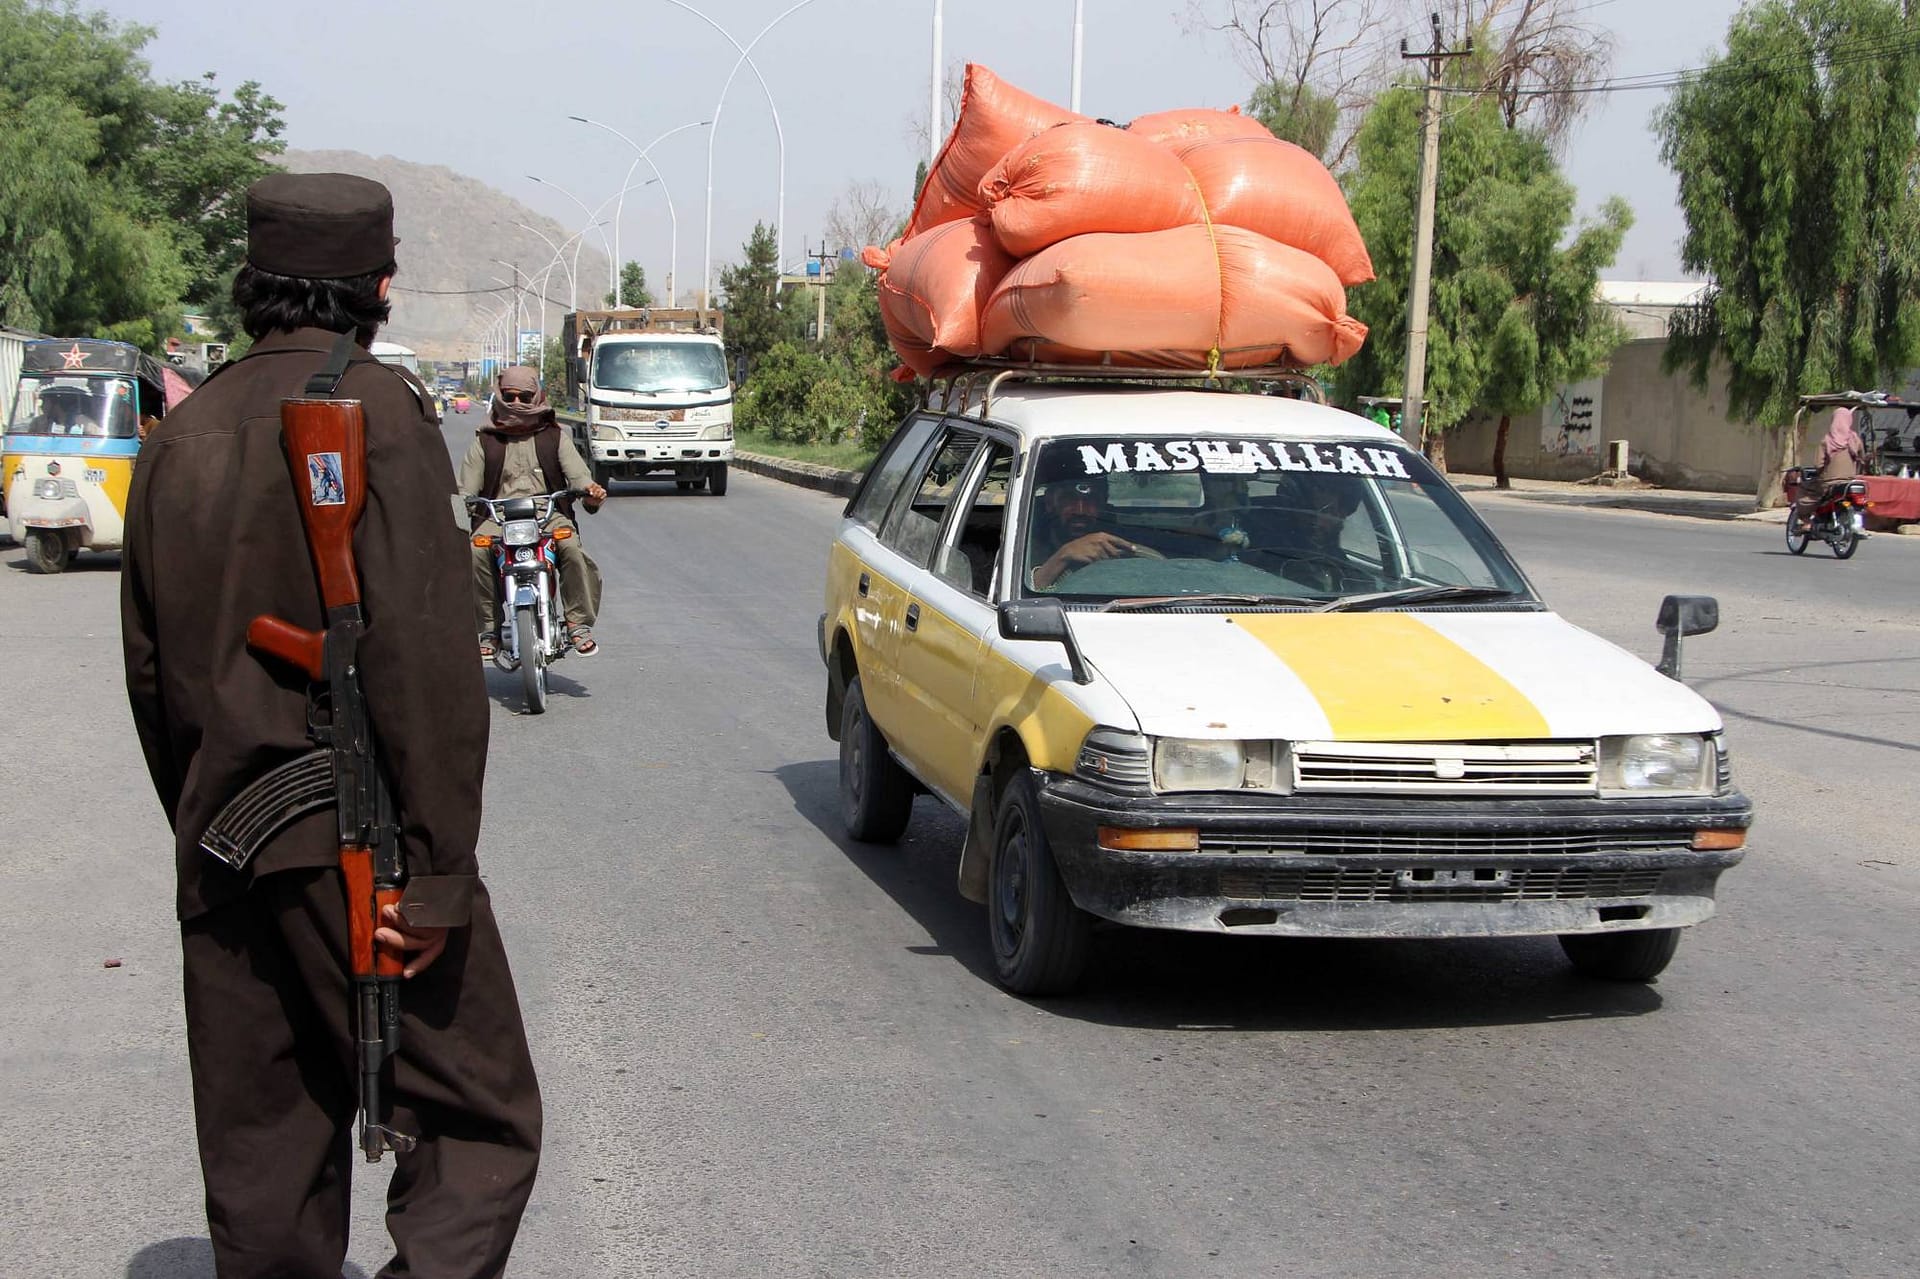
[61,343,88,369]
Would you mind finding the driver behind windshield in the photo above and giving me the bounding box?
[1029,473,1162,588]
[29,386,104,436]
[459,366,607,658]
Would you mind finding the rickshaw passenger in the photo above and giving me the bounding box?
[28,386,103,436]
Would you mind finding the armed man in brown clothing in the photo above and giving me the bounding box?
[121,172,541,1278]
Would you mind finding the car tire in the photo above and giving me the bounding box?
[1559,927,1681,981]
[839,675,912,843]
[23,530,67,575]
[676,480,696,492]
[710,462,729,496]
[591,462,614,491]
[988,771,1092,996]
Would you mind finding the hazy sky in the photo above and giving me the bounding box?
[105,0,1743,293]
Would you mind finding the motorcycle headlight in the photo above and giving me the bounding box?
[1598,734,1714,795]
[1153,737,1247,793]
[501,519,540,547]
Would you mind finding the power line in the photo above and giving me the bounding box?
[1443,29,1920,100]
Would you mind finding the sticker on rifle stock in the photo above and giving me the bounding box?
[307,452,346,507]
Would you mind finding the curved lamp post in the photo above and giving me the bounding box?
[569,117,708,307]
[664,0,826,304]
[527,175,619,302]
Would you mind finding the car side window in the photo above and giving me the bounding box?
[931,442,1014,597]
[881,428,984,569]
[847,414,941,531]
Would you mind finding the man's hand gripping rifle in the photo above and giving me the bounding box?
[204,339,416,1162]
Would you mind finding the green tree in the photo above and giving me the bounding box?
[1338,77,1628,470]
[1658,0,1920,504]
[1247,79,1339,160]
[0,1,282,345]
[604,260,654,308]
[717,222,784,374]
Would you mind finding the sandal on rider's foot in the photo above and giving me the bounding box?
[571,628,599,657]
[479,633,497,661]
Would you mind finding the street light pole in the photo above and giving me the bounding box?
[1070,0,1085,112]
[931,0,944,167]
[488,259,525,364]
[527,175,618,303]
[665,0,824,303]
[570,116,709,307]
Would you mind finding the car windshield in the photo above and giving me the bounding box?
[1020,435,1532,607]
[592,342,729,394]
[8,375,140,439]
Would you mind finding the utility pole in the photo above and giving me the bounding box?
[808,240,837,343]
[1399,13,1471,454]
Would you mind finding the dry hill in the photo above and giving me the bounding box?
[283,149,611,364]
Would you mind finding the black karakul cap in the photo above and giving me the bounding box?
[245,172,399,279]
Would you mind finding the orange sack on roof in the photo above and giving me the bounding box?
[1176,136,1375,285]
[979,225,1367,370]
[1127,106,1273,148]
[864,217,1017,378]
[905,64,1086,239]
[981,121,1204,258]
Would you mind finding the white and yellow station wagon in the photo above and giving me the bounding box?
[820,368,1752,995]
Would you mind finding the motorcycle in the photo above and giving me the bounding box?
[1784,468,1870,560]
[466,488,588,713]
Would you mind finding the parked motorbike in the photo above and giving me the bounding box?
[1784,468,1869,560]
[467,489,588,713]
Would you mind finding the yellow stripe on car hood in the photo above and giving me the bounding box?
[1230,613,1551,741]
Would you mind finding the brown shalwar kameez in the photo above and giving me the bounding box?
[122,324,541,1278]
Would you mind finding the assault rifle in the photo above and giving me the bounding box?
[199,334,414,1162]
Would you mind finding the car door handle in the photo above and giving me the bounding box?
[858,572,870,597]
[905,603,920,631]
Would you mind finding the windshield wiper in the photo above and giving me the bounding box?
[1318,584,1518,612]
[1100,592,1319,613]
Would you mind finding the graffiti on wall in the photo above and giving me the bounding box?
[1541,378,1603,457]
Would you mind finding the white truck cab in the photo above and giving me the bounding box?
[563,308,734,496]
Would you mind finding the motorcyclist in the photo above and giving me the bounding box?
[459,366,607,658]
[1792,405,1867,532]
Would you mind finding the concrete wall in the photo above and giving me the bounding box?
[1446,338,1771,493]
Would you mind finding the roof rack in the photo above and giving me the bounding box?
[925,356,1327,418]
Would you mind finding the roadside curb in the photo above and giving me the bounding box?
[734,450,863,499]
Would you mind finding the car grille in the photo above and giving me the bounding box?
[1215,866,1665,903]
[1291,740,1597,796]
[1201,830,1693,857]
[623,425,700,440]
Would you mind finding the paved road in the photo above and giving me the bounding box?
[2,432,1915,1277]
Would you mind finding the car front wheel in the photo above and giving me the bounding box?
[988,772,1092,996]
[1559,927,1681,981]
[839,675,912,843]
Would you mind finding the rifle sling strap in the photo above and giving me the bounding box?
[303,330,359,398]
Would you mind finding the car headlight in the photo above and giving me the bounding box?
[701,422,733,440]
[1153,737,1246,792]
[1598,734,1714,795]
[592,422,624,440]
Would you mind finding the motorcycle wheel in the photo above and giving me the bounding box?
[516,606,548,714]
[1784,517,1809,555]
[23,530,67,574]
[1831,517,1861,560]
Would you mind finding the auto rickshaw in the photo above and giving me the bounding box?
[3,338,170,573]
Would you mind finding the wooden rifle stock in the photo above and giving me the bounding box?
[278,397,368,612]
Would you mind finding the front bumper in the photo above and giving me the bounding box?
[1035,773,1752,939]
[590,437,733,467]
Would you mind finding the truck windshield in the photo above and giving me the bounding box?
[592,343,729,394]
[1021,435,1533,606]
[8,375,141,439]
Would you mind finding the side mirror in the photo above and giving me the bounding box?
[998,600,1091,684]
[1655,594,1719,680]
